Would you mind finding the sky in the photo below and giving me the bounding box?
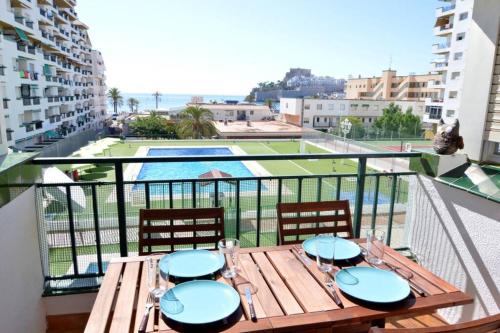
[78,0,440,95]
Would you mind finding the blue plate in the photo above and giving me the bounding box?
[160,280,240,324]
[159,250,225,279]
[302,236,361,261]
[335,266,411,303]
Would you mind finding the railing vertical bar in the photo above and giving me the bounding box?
[386,175,398,246]
[277,178,283,245]
[169,181,173,252]
[296,177,303,242]
[65,185,79,275]
[316,176,322,228]
[256,179,262,247]
[235,179,240,239]
[145,183,151,254]
[114,162,128,257]
[353,157,367,238]
[91,185,103,276]
[334,176,342,230]
[192,180,197,249]
[214,180,219,207]
[371,175,380,230]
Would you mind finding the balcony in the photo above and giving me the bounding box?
[0,138,498,332]
[432,42,450,54]
[434,23,454,36]
[435,4,455,17]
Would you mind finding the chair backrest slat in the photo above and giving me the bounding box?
[138,207,224,255]
[369,314,500,333]
[276,200,354,245]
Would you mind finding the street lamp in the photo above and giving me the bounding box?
[340,118,352,164]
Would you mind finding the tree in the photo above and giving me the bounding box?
[127,98,139,113]
[152,91,161,109]
[244,94,255,103]
[264,98,273,109]
[107,88,123,114]
[373,103,422,138]
[340,116,365,139]
[128,112,177,138]
[176,106,217,139]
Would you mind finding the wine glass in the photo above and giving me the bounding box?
[218,238,240,279]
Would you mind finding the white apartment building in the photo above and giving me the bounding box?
[0,0,107,155]
[428,0,500,162]
[279,98,425,130]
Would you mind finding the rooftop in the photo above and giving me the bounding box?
[213,120,316,137]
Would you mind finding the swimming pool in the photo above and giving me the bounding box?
[134,147,258,193]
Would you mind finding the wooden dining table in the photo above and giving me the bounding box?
[84,241,472,333]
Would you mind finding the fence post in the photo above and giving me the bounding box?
[114,162,128,257]
[353,157,367,238]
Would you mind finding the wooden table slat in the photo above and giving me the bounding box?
[252,252,304,315]
[84,262,123,333]
[238,253,284,318]
[289,248,358,308]
[266,250,337,312]
[109,261,141,333]
[134,261,156,333]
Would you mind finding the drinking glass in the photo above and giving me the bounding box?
[218,238,240,279]
[151,256,184,314]
[315,234,335,273]
[146,256,166,298]
[366,229,386,265]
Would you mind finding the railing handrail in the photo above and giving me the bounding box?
[32,152,421,165]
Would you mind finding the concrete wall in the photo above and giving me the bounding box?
[0,187,46,333]
[405,175,500,323]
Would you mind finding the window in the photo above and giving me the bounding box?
[317,104,322,110]
[453,52,463,60]
[303,118,309,124]
[451,72,460,80]
[446,110,455,117]
[425,106,442,119]
[459,12,468,20]
[368,118,372,123]
[495,143,500,155]
[328,104,334,110]
[316,117,320,122]
[456,32,465,41]
[250,110,254,115]
[449,91,458,99]
[304,104,310,110]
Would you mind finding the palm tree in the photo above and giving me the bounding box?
[107,88,123,114]
[176,106,217,139]
[127,98,139,113]
[152,91,161,109]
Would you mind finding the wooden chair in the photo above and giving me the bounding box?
[138,207,224,255]
[369,313,500,333]
[276,200,354,245]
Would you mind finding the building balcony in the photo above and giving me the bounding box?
[432,42,450,54]
[431,60,448,72]
[0,142,498,332]
[434,23,454,36]
[428,80,446,89]
[435,4,455,17]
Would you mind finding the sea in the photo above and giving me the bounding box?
[117,93,245,112]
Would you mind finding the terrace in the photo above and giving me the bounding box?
[0,138,498,332]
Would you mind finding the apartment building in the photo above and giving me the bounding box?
[0,0,107,155]
[429,0,500,162]
[345,70,441,102]
[279,97,425,130]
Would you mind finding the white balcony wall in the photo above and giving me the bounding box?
[405,175,500,323]
[0,187,46,333]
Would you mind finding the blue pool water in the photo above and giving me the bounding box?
[135,147,258,193]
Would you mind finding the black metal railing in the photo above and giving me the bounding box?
[32,152,419,293]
